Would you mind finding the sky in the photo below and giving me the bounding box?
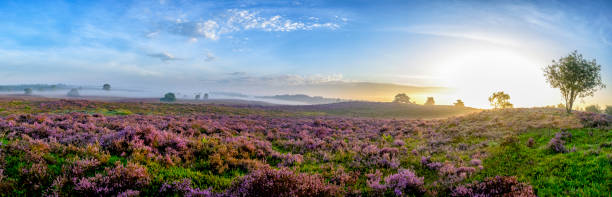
[0,0,611,108]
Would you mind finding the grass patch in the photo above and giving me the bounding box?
[469,128,612,196]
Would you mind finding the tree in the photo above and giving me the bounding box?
[204,93,209,100]
[160,92,176,102]
[195,94,201,100]
[584,105,601,113]
[103,84,111,91]
[24,88,32,95]
[544,51,606,113]
[67,88,80,97]
[605,106,612,116]
[393,93,413,104]
[454,99,465,107]
[488,91,513,109]
[424,97,435,105]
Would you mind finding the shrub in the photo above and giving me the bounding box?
[159,179,214,197]
[383,169,425,196]
[73,162,150,196]
[605,106,612,116]
[226,168,339,197]
[547,132,567,153]
[526,138,535,148]
[451,176,535,197]
[367,169,425,196]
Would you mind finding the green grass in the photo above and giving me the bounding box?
[468,128,612,196]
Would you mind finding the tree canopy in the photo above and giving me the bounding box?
[544,51,605,113]
[103,84,111,91]
[488,91,513,109]
[454,99,465,107]
[393,93,414,104]
[160,92,176,102]
[424,97,435,105]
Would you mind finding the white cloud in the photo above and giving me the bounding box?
[197,20,220,40]
[165,9,340,41]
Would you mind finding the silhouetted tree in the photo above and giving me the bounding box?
[160,92,176,102]
[24,88,32,95]
[67,88,80,97]
[393,93,413,104]
[195,94,201,100]
[454,99,465,107]
[103,84,111,91]
[204,93,209,100]
[605,106,612,115]
[585,105,601,113]
[424,97,435,105]
[488,91,513,109]
[544,51,606,113]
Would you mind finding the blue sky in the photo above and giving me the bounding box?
[1,0,611,107]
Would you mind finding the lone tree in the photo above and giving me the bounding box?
[103,84,111,91]
[424,97,435,105]
[544,51,605,113]
[204,93,209,100]
[160,92,176,102]
[393,93,414,104]
[24,88,33,95]
[488,91,513,109]
[195,93,201,100]
[454,99,465,107]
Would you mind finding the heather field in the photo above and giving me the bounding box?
[0,98,610,196]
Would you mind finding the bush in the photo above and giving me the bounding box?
[384,169,425,196]
[367,169,425,196]
[451,176,535,197]
[548,132,568,153]
[605,106,612,116]
[226,168,339,197]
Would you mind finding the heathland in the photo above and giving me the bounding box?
[0,98,609,196]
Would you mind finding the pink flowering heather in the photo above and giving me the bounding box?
[226,168,339,197]
[450,176,535,197]
[384,169,425,196]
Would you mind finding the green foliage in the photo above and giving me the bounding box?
[543,50,606,113]
[102,84,111,91]
[606,106,612,116]
[488,91,513,109]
